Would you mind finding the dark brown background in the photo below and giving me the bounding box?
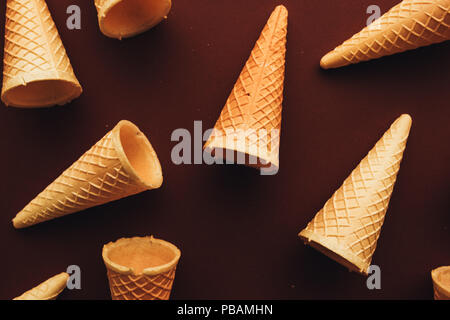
[0,0,449,300]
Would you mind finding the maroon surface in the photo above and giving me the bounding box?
[0,0,449,300]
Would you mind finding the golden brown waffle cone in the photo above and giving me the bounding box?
[432,266,450,300]
[12,120,163,229]
[102,236,181,300]
[299,115,412,275]
[13,272,69,300]
[2,0,82,107]
[95,0,172,39]
[321,0,450,69]
[203,5,288,170]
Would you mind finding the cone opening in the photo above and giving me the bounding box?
[103,237,181,275]
[205,147,276,170]
[100,0,171,39]
[203,129,280,170]
[2,79,81,108]
[118,121,163,188]
[299,230,369,275]
[305,239,366,275]
[433,267,450,291]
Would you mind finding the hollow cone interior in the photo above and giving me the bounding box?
[102,236,181,300]
[95,0,172,39]
[432,266,450,300]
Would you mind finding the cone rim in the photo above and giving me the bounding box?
[432,266,450,299]
[96,0,172,39]
[13,272,69,300]
[102,236,181,276]
[111,120,163,190]
[204,136,279,170]
[1,71,82,108]
[299,229,370,275]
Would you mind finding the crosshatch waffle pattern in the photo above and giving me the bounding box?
[107,268,177,300]
[2,0,79,90]
[204,5,287,167]
[323,0,450,67]
[300,115,412,273]
[13,129,147,228]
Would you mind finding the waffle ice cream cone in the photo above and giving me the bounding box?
[432,266,450,300]
[320,0,450,69]
[12,120,163,229]
[13,272,69,300]
[102,236,181,300]
[204,5,288,170]
[2,0,82,107]
[95,0,172,39]
[299,115,412,275]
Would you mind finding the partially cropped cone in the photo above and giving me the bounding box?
[432,266,450,300]
[321,0,450,69]
[12,120,163,229]
[13,272,69,300]
[102,236,181,300]
[299,115,412,275]
[2,0,82,107]
[95,0,172,39]
[204,5,288,170]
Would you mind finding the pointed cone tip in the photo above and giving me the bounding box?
[267,5,288,45]
[320,51,346,69]
[392,114,412,137]
[273,4,288,16]
[47,272,69,288]
[12,216,23,229]
[55,272,70,284]
[267,5,288,24]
